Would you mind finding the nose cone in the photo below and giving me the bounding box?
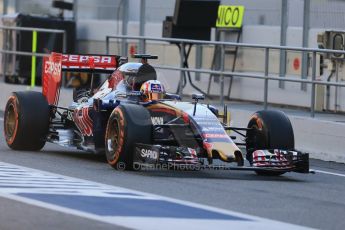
[209,142,242,163]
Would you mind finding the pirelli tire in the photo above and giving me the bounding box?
[246,110,295,176]
[105,104,152,170]
[4,91,50,151]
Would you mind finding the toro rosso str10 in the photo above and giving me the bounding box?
[4,52,309,175]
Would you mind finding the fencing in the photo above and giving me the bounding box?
[0,26,66,87]
[106,35,345,117]
[1,28,344,118]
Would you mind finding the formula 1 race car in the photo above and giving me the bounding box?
[3,52,309,175]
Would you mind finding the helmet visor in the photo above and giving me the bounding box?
[147,92,164,101]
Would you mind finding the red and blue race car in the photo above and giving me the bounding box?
[3,52,309,175]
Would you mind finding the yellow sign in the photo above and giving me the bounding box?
[216,5,245,28]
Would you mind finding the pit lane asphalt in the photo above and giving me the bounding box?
[0,118,344,230]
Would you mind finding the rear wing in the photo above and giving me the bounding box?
[61,53,122,73]
[42,52,124,105]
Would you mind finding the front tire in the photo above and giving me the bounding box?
[105,104,152,170]
[4,91,50,151]
[246,110,294,176]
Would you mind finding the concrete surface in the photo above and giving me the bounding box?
[0,123,344,230]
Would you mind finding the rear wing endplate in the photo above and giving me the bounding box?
[42,52,123,105]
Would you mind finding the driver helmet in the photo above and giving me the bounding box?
[118,63,157,90]
[140,80,165,101]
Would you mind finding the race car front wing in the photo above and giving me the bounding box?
[133,144,310,173]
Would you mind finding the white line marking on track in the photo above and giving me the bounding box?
[0,162,312,230]
[312,169,345,178]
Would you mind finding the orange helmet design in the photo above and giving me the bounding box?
[140,80,165,101]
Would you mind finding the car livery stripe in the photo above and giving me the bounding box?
[82,107,93,136]
[73,107,93,136]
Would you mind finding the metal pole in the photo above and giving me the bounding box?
[104,34,345,54]
[3,0,8,14]
[2,29,8,80]
[179,43,185,96]
[310,51,316,117]
[195,45,202,81]
[220,45,225,105]
[0,50,49,57]
[0,26,66,33]
[139,0,146,53]
[63,32,67,54]
[335,62,339,112]
[14,0,19,12]
[73,0,78,21]
[301,0,310,91]
[62,31,67,87]
[106,36,109,55]
[30,30,37,87]
[279,0,288,89]
[264,48,269,110]
[121,0,129,56]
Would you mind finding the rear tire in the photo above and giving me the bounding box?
[105,104,152,170]
[246,110,294,176]
[4,91,50,151]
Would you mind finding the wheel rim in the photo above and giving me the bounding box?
[5,102,18,144]
[106,117,121,164]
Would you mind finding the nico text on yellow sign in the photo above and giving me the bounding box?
[216,5,245,28]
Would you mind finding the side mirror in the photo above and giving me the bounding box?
[192,94,205,100]
[192,94,205,116]
[118,57,128,66]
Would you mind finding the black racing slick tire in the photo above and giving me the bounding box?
[4,91,50,151]
[105,104,152,170]
[246,110,294,176]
